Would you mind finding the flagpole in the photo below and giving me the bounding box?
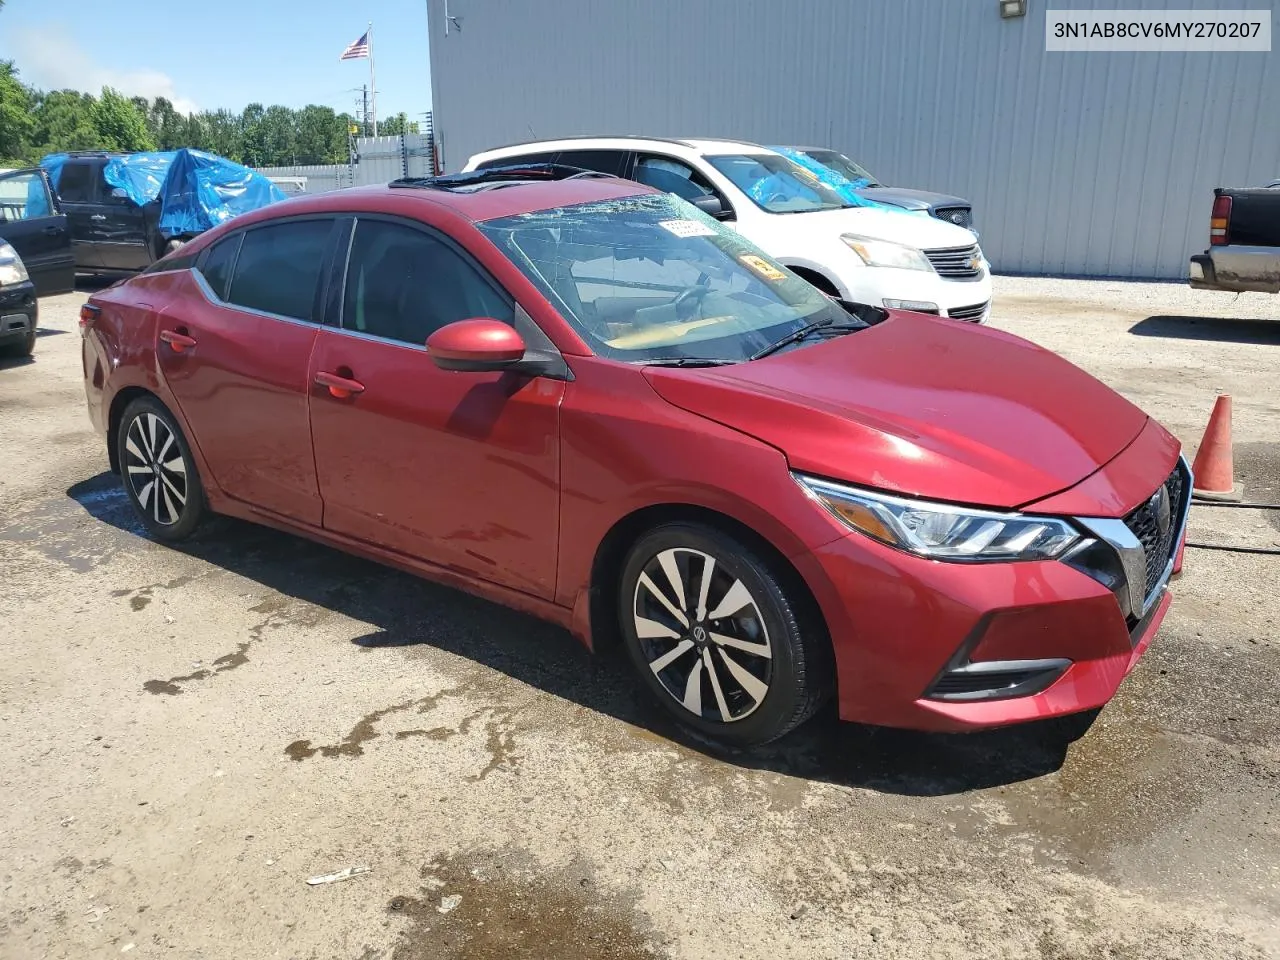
[368,21,378,137]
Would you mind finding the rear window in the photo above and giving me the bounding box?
[225,220,332,321]
[197,234,242,300]
[57,162,98,204]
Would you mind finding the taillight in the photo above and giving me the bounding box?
[79,303,101,330]
[1210,194,1231,246]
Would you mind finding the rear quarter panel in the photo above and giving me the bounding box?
[86,271,217,489]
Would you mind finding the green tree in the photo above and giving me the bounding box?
[380,112,419,137]
[142,96,187,150]
[293,104,346,164]
[31,89,100,155]
[259,105,296,165]
[201,109,243,162]
[239,102,267,166]
[0,61,34,163]
[92,87,155,152]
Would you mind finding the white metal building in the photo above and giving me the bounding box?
[426,0,1279,280]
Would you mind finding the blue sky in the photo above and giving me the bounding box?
[0,0,434,121]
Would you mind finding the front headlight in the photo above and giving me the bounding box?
[796,474,1081,561]
[841,235,933,272]
[0,242,29,287]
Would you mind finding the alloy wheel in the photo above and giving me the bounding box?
[632,547,773,723]
[124,412,188,527]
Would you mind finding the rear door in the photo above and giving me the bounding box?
[89,163,153,271]
[155,217,338,524]
[0,168,74,295]
[48,160,103,269]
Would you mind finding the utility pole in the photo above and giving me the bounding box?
[362,84,370,138]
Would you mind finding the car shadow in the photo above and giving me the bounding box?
[1129,314,1280,344]
[68,471,1088,797]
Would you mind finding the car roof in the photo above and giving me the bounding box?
[471,136,780,162]
[222,175,658,230]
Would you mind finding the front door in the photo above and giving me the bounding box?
[308,216,563,599]
[0,169,75,295]
[46,159,103,269]
[155,219,336,524]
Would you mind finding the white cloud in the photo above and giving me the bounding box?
[12,24,200,115]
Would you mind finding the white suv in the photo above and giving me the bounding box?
[464,137,992,323]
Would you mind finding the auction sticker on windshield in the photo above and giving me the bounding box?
[658,219,718,238]
[739,254,787,281]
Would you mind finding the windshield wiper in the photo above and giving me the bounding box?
[750,317,862,360]
[633,357,740,368]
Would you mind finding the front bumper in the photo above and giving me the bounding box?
[792,442,1187,733]
[835,263,993,325]
[0,280,38,343]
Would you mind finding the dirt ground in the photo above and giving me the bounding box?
[1,276,1278,960]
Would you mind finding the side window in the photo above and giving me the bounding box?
[476,151,558,171]
[342,219,512,346]
[0,172,54,223]
[556,150,628,176]
[56,162,97,204]
[226,220,332,321]
[634,155,717,202]
[197,234,242,300]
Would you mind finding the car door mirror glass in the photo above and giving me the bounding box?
[426,318,526,373]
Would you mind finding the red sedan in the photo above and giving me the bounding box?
[81,165,1190,747]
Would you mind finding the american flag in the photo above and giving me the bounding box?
[340,31,370,60]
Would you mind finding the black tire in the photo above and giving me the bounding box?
[1,331,35,357]
[116,395,206,541]
[618,522,832,748]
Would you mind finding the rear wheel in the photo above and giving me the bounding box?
[117,396,206,541]
[618,522,831,747]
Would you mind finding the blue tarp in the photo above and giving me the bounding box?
[770,147,898,211]
[40,149,286,238]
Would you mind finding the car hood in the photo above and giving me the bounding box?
[643,315,1149,509]
[792,204,977,249]
[857,186,969,212]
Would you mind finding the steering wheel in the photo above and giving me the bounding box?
[672,281,712,318]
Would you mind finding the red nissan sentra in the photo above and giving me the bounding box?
[80,165,1190,747]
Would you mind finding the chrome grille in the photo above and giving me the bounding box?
[934,206,972,229]
[924,244,983,279]
[948,301,989,322]
[1123,465,1187,601]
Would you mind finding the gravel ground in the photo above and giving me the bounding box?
[1,276,1277,960]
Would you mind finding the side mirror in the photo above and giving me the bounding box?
[427,318,526,373]
[690,194,731,221]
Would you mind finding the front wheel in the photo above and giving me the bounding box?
[618,522,832,747]
[117,396,206,541]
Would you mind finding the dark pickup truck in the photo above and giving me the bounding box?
[1189,183,1280,293]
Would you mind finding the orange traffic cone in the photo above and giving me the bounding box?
[1190,395,1242,501]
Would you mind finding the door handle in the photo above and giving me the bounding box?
[89,214,107,221]
[159,329,197,353]
[315,370,365,399]
[42,225,63,235]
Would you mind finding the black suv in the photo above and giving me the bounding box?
[42,153,191,275]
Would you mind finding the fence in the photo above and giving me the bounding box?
[254,128,436,196]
